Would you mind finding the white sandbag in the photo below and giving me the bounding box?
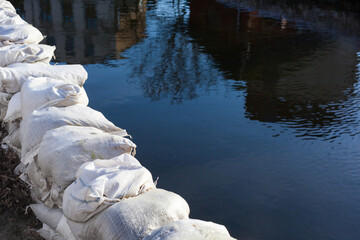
[0,24,44,46]
[31,204,63,230]
[0,63,87,93]
[4,92,21,122]
[67,189,190,240]
[0,44,55,67]
[37,224,65,240]
[33,126,135,207]
[56,216,76,240]
[21,77,89,119]
[0,12,27,25]
[144,219,235,240]
[0,0,16,13]
[63,154,155,222]
[20,104,128,165]
[31,204,75,240]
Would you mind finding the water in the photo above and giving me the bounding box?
[14,0,360,239]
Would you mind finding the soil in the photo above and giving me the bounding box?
[0,128,42,239]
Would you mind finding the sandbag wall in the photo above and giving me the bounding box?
[0,1,235,239]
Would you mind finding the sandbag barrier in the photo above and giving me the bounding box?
[0,1,236,239]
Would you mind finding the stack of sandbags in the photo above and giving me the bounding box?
[2,77,89,154]
[25,126,136,207]
[62,154,155,222]
[20,104,128,164]
[0,1,235,239]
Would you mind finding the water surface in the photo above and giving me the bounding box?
[15,0,360,239]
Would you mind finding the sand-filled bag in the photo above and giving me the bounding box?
[67,189,190,240]
[63,154,155,222]
[20,105,128,165]
[0,44,55,67]
[0,63,87,93]
[0,24,44,46]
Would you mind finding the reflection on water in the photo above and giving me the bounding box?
[16,0,360,140]
[13,0,360,239]
[189,0,360,140]
[19,0,146,63]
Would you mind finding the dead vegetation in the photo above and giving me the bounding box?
[0,128,41,239]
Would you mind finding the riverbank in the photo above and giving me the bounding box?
[0,128,41,239]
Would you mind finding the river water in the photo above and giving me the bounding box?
[13,0,360,239]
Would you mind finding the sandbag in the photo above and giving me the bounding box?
[0,92,11,107]
[67,189,190,240]
[0,63,87,93]
[2,119,21,153]
[63,154,155,222]
[0,44,55,67]
[31,203,63,230]
[4,91,21,122]
[20,105,128,165]
[144,219,235,240]
[0,11,27,25]
[31,126,135,207]
[21,77,89,119]
[31,204,75,240]
[0,0,16,13]
[0,24,44,46]
[0,92,11,120]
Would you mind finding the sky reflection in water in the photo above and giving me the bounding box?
[15,0,360,239]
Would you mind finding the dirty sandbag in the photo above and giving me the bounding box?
[144,219,235,240]
[24,159,59,206]
[67,189,190,240]
[63,154,155,222]
[2,93,22,152]
[0,11,27,25]
[21,77,89,119]
[4,92,21,122]
[0,0,16,13]
[2,119,21,153]
[0,44,55,67]
[20,105,128,165]
[0,92,11,107]
[0,24,44,46]
[0,63,88,93]
[0,92,12,119]
[33,126,135,208]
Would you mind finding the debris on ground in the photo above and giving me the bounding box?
[0,127,41,239]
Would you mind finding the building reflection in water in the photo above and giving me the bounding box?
[189,0,360,140]
[13,0,360,140]
[21,0,146,64]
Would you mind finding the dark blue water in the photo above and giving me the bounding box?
[15,0,360,239]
